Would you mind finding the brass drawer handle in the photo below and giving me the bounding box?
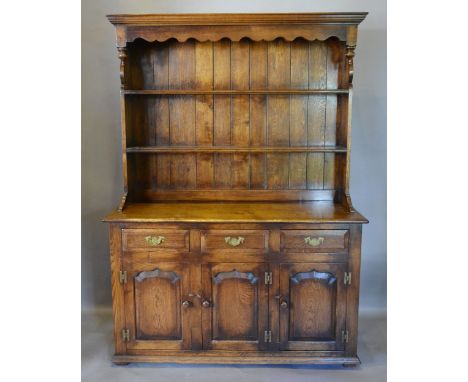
[145,235,165,246]
[224,236,245,247]
[304,236,325,247]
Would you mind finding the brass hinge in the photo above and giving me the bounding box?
[264,330,272,343]
[119,270,127,284]
[122,329,130,342]
[344,272,352,286]
[265,272,272,285]
[342,330,349,343]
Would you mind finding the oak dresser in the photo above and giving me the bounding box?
[104,13,368,366]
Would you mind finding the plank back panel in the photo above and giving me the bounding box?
[213,39,232,189]
[195,41,214,189]
[124,38,345,201]
[168,40,196,189]
[289,39,309,190]
[249,41,268,189]
[267,39,290,190]
[231,40,251,189]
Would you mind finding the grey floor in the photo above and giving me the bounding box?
[82,308,386,382]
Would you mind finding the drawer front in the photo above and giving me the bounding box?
[201,230,268,253]
[280,230,348,253]
[122,229,190,252]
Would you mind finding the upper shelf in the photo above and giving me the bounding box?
[107,13,367,46]
[126,146,348,154]
[122,89,349,95]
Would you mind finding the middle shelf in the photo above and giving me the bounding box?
[122,89,349,95]
[126,146,348,154]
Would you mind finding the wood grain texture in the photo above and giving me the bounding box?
[189,261,203,350]
[134,270,182,340]
[127,146,347,153]
[107,13,369,26]
[153,42,171,190]
[345,224,362,356]
[290,271,336,339]
[249,41,268,189]
[204,263,268,351]
[195,41,214,189]
[213,39,232,189]
[109,224,126,354]
[307,41,327,190]
[267,39,290,190]
[113,353,361,365]
[231,39,250,189]
[324,39,341,189]
[168,40,196,189]
[124,262,191,350]
[118,25,352,48]
[123,89,348,95]
[289,39,309,190]
[104,202,368,223]
[279,263,346,351]
[122,37,349,199]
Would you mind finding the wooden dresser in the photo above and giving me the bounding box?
[104,13,368,366]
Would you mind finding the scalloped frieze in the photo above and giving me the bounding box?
[121,25,347,46]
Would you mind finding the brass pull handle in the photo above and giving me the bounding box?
[145,235,165,246]
[202,300,211,308]
[304,236,325,247]
[224,236,245,247]
[181,300,192,308]
[280,300,288,309]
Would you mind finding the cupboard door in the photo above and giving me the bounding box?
[201,263,269,351]
[278,263,346,351]
[124,262,191,350]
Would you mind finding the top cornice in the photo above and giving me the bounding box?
[107,13,368,26]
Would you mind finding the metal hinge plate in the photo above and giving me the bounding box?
[264,330,272,343]
[265,272,272,285]
[342,330,349,343]
[344,272,352,286]
[119,270,127,284]
[122,329,130,342]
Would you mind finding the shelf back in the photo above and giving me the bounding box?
[124,38,349,202]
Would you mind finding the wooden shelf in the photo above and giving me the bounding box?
[122,89,349,95]
[126,146,348,154]
[103,202,368,224]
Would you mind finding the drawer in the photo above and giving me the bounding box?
[122,229,190,252]
[280,230,348,253]
[201,230,268,253]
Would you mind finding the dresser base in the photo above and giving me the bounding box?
[105,210,365,368]
[112,353,360,366]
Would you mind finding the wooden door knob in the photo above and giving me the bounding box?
[280,300,288,309]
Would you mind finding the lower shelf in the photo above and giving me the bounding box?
[112,353,361,366]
